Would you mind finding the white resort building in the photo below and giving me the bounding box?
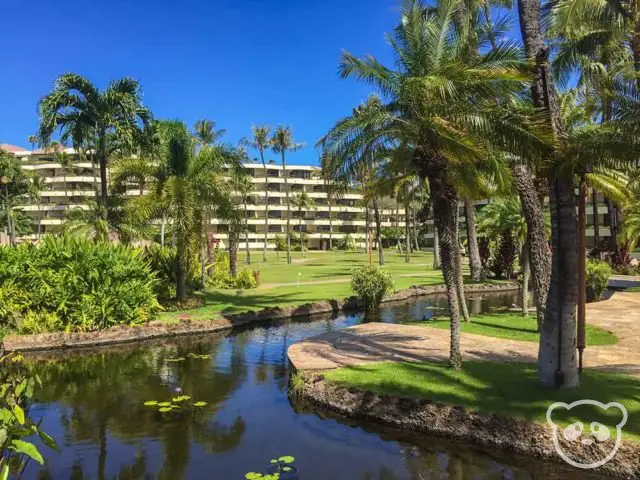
[2,144,411,250]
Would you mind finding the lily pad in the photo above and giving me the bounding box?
[158,402,171,407]
[158,407,172,413]
[193,401,207,407]
[143,401,158,406]
[172,395,191,402]
[278,456,295,464]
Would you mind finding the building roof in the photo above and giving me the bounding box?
[0,143,28,153]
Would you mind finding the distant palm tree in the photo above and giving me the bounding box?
[232,172,254,265]
[291,191,316,257]
[271,126,304,265]
[28,173,47,239]
[28,135,38,153]
[38,73,151,214]
[241,125,272,262]
[193,119,226,148]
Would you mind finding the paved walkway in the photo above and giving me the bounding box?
[288,291,640,375]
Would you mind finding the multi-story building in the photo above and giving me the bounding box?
[2,144,407,249]
[1,143,618,249]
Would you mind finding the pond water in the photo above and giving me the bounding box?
[24,292,600,479]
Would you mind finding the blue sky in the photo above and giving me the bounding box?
[0,0,406,165]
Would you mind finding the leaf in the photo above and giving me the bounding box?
[282,467,291,472]
[11,439,44,464]
[245,473,262,480]
[1,464,9,480]
[0,428,7,447]
[144,401,158,406]
[158,402,171,407]
[270,459,278,464]
[278,456,295,464]
[172,396,191,402]
[158,407,172,413]
[13,404,25,425]
[0,409,13,423]
[15,379,27,398]
[193,401,207,407]
[37,430,59,452]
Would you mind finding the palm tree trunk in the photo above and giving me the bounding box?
[606,198,618,252]
[395,201,400,251]
[404,200,411,262]
[229,229,238,277]
[201,234,207,289]
[176,234,186,301]
[262,155,268,262]
[412,204,419,251]
[244,201,251,265]
[373,197,384,265]
[419,158,463,369]
[633,20,640,89]
[97,134,109,215]
[455,203,470,322]
[521,242,530,316]
[299,211,305,258]
[512,164,550,331]
[433,224,441,270]
[464,199,482,281]
[592,188,600,251]
[37,200,42,239]
[161,213,166,247]
[365,205,370,254]
[282,153,292,264]
[328,201,333,250]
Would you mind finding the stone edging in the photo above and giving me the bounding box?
[1,282,518,353]
[292,375,639,479]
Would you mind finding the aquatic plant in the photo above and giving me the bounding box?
[143,389,207,414]
[245,455,297,480]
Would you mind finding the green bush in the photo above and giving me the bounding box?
[207,250,258,289]
[273,235,287,254]
[0,235,161,333]
[351,265,394,312]
[235,268,258,289]
[337,234,356,251]
[586,260,613,302]
[141,244,199,300]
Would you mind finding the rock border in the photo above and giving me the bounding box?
[2,282,518,353]
[292,375,639,479]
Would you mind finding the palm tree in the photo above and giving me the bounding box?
[320,0,532,368]
[194,119,226,148]
[291,191,316,258]
[38,73,151,215]
[271,126,304,265]
[28,173,47,239]
[241,125,272,262]
[232,171,254,265]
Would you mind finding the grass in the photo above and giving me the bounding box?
[160,249,447,321]
[625,286,640,292]
[324,360,640,441]
[408,312,618,346]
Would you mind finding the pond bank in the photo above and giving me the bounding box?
[2,281,517,353]
[292,374,640,479]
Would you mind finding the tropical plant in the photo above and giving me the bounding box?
[38,73,151,213]
[245,455,297,480]
[351,265,394,314]
[1,353,58,478]
[141,245,199,301]
[241,125,272,262]
[28,173,47,239]
[193,119,225,148]
[271,126,304,265]
[290,191,315,257]
[231,171,254,265]
[319,0,532,368]
[586,260,613,302]
[0,149,32,245]
[0,235,160,332]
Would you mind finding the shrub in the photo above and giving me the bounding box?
[235,268,258,289]
[141,245,199,301]
[351,265,394,312]
[0,235,161,333]
[337,234,356,251]
[273,235,287,255]
[586,260,613,302]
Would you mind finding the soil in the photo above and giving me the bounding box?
[292,375,640,479]
[2,282,518,353]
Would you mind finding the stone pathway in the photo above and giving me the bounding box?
[288,291,640,376]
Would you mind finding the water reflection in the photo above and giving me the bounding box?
[23,291,604,479]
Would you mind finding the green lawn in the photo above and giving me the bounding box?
[324,360,640,441]
[161,249,445,321]
[407,312,618,346]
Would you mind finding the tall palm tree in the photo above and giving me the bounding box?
[320,0,532,368]
[38,73,151,215]
[291,191,316,258]
[28,173,47,239]
[193,119,226,148]
[232,171,254,265]
[241,125,272,262]
[271,126,304,265]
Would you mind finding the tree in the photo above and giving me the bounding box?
[0,149,32,245]
[241,125,272,262]
[271,126,304,265]
[320,0,532,368]
[232,171,254,265]
[291,191,316,257]
[38,73,151,215]
[194,119,226,148]
[28,173,47,239]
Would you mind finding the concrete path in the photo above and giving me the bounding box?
[288,291,640,376]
